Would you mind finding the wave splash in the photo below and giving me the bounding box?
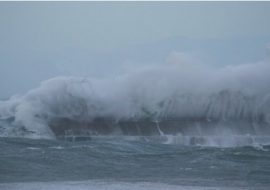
[1,54,270,145]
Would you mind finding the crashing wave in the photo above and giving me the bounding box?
[0,59,270,141]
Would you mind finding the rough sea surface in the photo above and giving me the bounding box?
[1,57,270,189]
[0,136,270,190]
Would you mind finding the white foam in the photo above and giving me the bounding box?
[0,53,270,139]
[48,146,65,150]
[26,147,41,150]
[159,135,270,148]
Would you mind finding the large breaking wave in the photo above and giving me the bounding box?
[1,52,270,146]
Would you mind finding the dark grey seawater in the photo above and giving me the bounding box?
[0,136,270,190]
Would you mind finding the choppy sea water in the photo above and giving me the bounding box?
[0,136,270,190]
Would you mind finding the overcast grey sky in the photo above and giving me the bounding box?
[1,2,270,51]
[1,2,270,98]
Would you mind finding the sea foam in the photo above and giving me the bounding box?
[0,53,270,140]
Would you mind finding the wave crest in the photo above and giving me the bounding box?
[1,59,270,140]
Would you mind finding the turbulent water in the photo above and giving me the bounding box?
[1,137,270,190]
[1,57,270,189]
[1,60,270,139]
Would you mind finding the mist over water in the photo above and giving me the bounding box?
[0,52,270,147]
[2,2,270,189]
[1,46,270,190]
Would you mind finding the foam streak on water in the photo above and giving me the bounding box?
[0,180,250,190]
